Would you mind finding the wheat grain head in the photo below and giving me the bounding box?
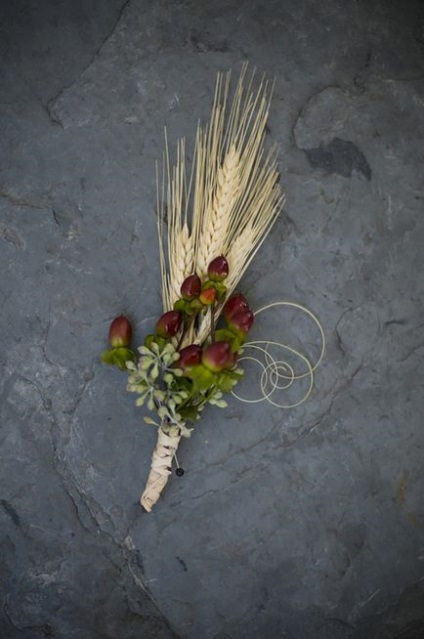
[156,64,284,337]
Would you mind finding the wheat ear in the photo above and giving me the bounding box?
[195,145,240,277]
[157,135,196,310]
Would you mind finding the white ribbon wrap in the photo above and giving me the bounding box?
[140,427,182,512]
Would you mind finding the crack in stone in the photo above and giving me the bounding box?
[0,499,20,527]
[26,372,121,538]
[2,601,21,633]
[324,615,356,630]
[170,487,219,508]
[3,597,56,636]
[291,84,343,151]
[187,370,360,476]
[125,566,184,638]
[274,363,364,453]
[39,318,63,372]
[35,403,182,635]
[188,424,280,477]
[182,362,363,479]
[384,74,424,83]
[0,188,77,240]
[19,365,182,636]
[399,341,424,363]
[0,222,25,249]
[353,48,373,90]
[45,0,133,126]
[0,189,47,211]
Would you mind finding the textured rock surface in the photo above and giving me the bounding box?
[1,1,424,637]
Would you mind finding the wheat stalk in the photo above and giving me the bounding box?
[157,136,196,310]
[143,64,284,509]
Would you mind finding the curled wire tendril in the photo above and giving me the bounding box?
[232,301,325,409]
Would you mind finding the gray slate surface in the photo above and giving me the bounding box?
[1,1,424,637]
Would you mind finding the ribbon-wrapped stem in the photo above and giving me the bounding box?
[140,426,182,512]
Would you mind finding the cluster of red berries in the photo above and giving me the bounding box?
[106,255,255,375]
[152,255,254,374]
[176,291,254,373]
[155,255,230,342]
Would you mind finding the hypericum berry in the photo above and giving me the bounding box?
[176,467,185,477]
[180,274,201,300]
[175,344,202,370]
[228,309,255,334]
[223,293,250,322]
[156,310,182,338]
[199,286,216,306]
[202,341,232,372]
[225,351,238,369]
[208,255,229,282]
[108,315,132,348]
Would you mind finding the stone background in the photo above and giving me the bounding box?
[1,1,424,637]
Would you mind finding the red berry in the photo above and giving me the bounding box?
[202,341,232,372]
[208,255,229,282]
[229,309,254,334]
[156,310,182,338]
[108,315,132,348]
[199,286,216,306]
[175,344,202,370]
[180,274,201,300]
[223,293,250,322]
[225,351,238,369]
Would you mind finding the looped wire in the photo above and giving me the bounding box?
[231,301,325,409]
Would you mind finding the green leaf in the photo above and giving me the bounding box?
[158,406,169,420]
[175,377,193,392]
[214,281,227,298]
[101,349,115,365]
[210,398,228,408]
[179,406,200,422]
[173,299,187,312]
[140,357,152,371]
[214,328,236,343]
[101,347,136,370]
[142,336,155,350]
[150,364,160,380]
[185,299,203,316]
[216,368,243,392]
[143,334,167,350]
[187,365,216,391]
[179,423,194,438]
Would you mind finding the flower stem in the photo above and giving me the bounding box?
[210,304,216,343]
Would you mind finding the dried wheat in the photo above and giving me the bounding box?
[195,145,240,277]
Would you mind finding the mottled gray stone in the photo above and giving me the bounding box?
[1,0,424,637]
[304,138,372,180]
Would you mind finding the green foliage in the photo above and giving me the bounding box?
[126,341,243,437]
[101,347,136,370]
[214,327,245,353]
[173,298,202,317]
